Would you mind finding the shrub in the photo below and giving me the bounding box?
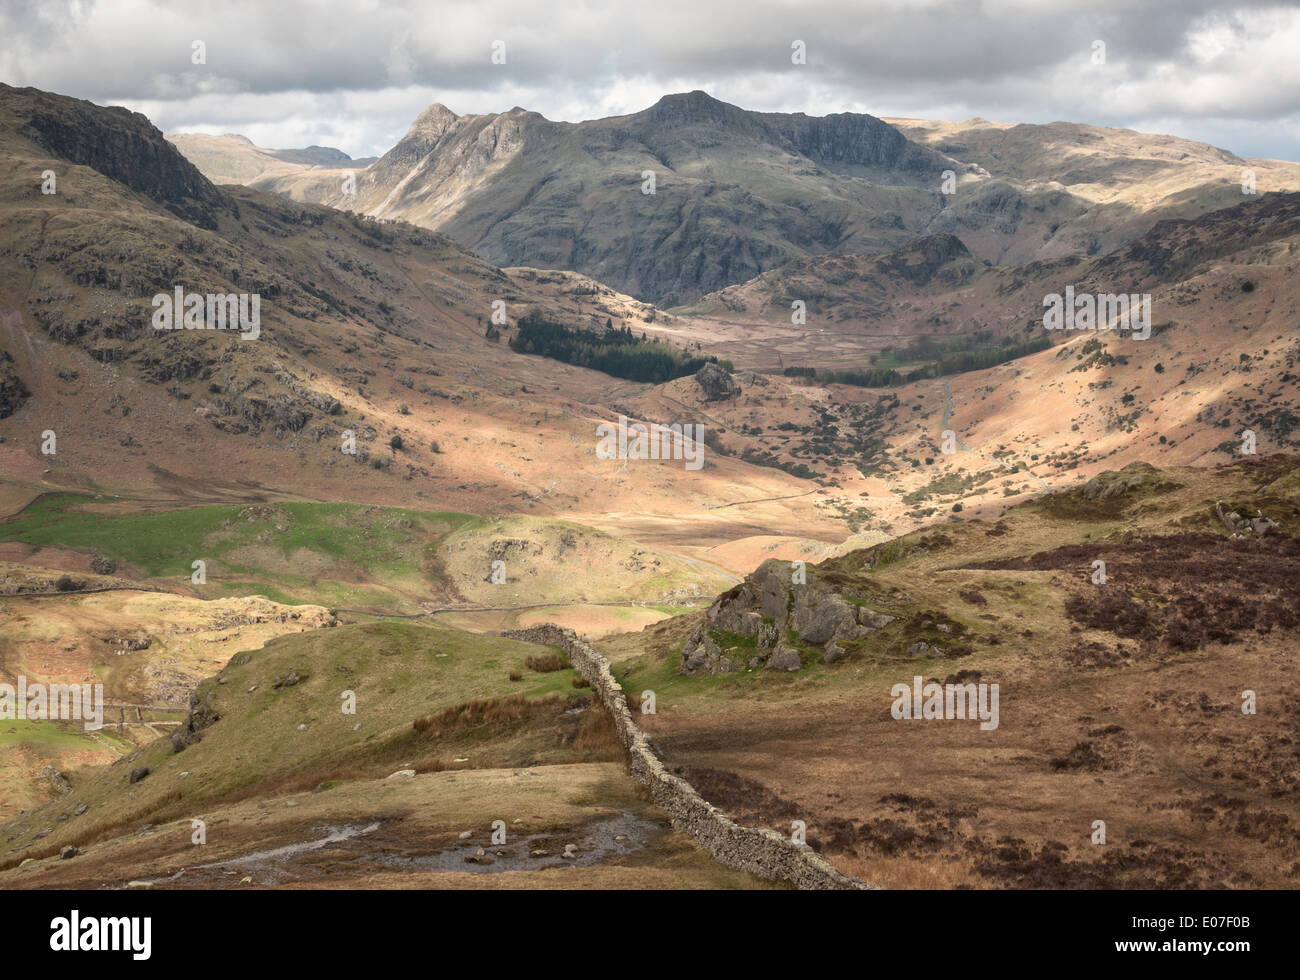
[412,694,564,736]
[525,653,569,673]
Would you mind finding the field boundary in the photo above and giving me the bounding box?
[504,623,876,891]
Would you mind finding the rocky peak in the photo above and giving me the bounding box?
[409,102,460,138]
[642,90,754,130]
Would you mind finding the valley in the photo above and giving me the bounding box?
[1,80,1298,892]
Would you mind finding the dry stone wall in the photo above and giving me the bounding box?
[505,623,875,891]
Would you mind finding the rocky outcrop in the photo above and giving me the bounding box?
[170,682,221,752]
[0,351,29,419]
[39,766,72,796]
[705,558,895,661]
[871,233,971,287]
[694,362,740,401]
[1,82,225,229]
[504,624,873,890]
[764,644,802,672]
[1215,501,1280,537]
[679,626,732,675]
[1082,461,1164,500]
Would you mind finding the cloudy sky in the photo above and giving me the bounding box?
[3,0,1299,161]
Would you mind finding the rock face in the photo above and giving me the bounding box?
[0,351,29,419]
[764,644,802,671]
[1,82,225,229]
[695,362,740,401]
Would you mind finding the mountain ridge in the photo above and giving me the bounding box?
[187,90,1300,306]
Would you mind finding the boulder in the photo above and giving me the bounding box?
[792,594,858,644]
[679,625,734,675]
[695,362,740,401]
[856,606,896,630]
[764,644,802,672]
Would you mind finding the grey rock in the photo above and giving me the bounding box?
[856,606,896,630]
[793,594,858,644]
[765,644,802,671]
[680,625,730,676]
[695,362,740,401]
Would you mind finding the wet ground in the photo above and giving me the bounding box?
[125,811,660,888]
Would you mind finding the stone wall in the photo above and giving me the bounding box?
[504,624,875,890]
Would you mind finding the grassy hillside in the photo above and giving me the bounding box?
[598,456,1300,888]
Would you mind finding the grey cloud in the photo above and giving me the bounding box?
[1,0,1296,160]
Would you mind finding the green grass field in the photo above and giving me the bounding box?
[0,495,478,611]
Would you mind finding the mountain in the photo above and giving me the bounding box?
[246,91,969,305]
[0,82,840,540]
[164,132,375,186]
[180,92,1300,307]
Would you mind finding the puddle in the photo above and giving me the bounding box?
[119,812,657,887]
[369,810,655,874]
[194,822,383,869]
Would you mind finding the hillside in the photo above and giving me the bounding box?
[598,455,1300,888]
[0,83,846,556]
[164,132,375,187]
